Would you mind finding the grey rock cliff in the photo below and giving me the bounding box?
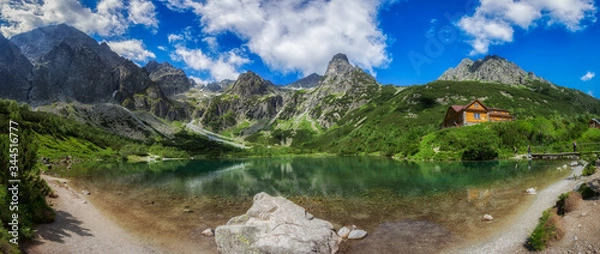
[201,79,235,93]
[306,53,381,128]
[215,192,341,254]
[1,24,188,122]
[438,55,549,85]
[200,71,283,132]
[286,73,322,89]
[144,60,195,96]
[0,34,33,101]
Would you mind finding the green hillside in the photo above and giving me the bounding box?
[251,80,600,159]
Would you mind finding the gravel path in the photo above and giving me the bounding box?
[449,163,585,254]
[24,175,166,254]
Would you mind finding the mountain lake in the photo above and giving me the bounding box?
[53,157,572,253]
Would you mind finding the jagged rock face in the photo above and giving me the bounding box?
[201,79,235,93]
[2,24,188,121]
[226,71,275,97]
[144,60,195,96]
[11,24,123,67]
[0,34,33,101]
[306,53,381,128]
[286,73,322,89]
[438,55,549,85]
[200,71,283,132]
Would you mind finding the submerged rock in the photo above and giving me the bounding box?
[483,214,494,221]
[202,228,214,237]
[337,226,350,239]
[215,192,341,254]
[348,229,368,240]
[526,188,537,195]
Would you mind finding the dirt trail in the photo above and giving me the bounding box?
[24,175,165,254]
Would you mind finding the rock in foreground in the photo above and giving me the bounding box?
[215,192,341,254]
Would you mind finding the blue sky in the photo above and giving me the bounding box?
[1,0,598,96]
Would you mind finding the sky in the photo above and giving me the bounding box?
[0,0,598,96]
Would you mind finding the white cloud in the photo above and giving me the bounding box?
[163,0,391,76]
[172,46,249,82]
[105,39,156,63]
[168,33,184,43]
[581,71,596,81]
[588,90,594,96]
[0,0,157,37]
[157,45,167,51]
[128,0,158,28]
[459,0,597,55]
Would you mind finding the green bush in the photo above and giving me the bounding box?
[577,183,598,199]
[582,163,597,176]
[526,209,564,251]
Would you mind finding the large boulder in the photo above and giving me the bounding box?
[215,192,341,254]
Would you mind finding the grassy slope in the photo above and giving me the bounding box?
[287,80,600,157]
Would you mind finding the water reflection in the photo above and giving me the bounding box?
[62,158,567,201]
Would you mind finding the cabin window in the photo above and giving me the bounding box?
[474,103,478,108]
[474,113,481,120]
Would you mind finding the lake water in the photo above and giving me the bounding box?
[58,157,571,253]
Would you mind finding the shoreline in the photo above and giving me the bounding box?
[24,175,166,254]
[447,163,586,253]
[27,160,585,254]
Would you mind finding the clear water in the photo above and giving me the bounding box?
[57,157,571,253]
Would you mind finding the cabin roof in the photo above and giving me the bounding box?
[590,118,600,125]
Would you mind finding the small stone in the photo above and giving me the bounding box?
[574,236,578,241]
[347,229,368,240]
[581,212,587,217]
[337,226,350,239]
[184,209,194,213]
[202,228,214,237]
[81,190,90,195]
[82,200,87,204]
[526,188,537,195]
[483,214,494,221]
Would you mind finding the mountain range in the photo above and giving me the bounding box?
[1,24,599,153]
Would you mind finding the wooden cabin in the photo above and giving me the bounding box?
[441,100,513,128]
[589,118,600,129]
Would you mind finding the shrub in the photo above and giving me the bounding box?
[526,208,565,251]
[582,163,597,177]
[578,183,598,200]
[556,192,582,215]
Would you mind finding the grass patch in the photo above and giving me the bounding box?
[582,163,597,176]
[526,208,565,251]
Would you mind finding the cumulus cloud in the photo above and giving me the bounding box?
[459,0,597,55]
[172,46,249,82]
[128,0,159,28]
[0,0,157,37]
[105,39,156,63]
[581,71,596,81]
[162,0,391,76]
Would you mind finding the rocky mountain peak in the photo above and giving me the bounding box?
[143,61,194,96]
[324,53,355,78]
[438,55,549,86]
[10,24,98,62]
[286,73,322,89]
[201,79,235,93]
[227,71,274,97]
